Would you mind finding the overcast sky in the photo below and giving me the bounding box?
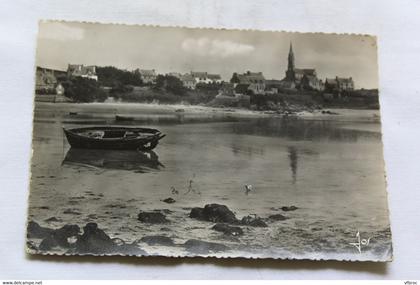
[36,21,379,89]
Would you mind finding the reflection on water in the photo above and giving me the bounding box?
[62,149,164,172]
[232,117,381,142]
[288,146,298,184]
[28,103,391,260]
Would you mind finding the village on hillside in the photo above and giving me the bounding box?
[35,43,379,112]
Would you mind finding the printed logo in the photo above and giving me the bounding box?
[349,231,371,253]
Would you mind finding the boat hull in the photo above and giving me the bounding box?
[63,127,165,151]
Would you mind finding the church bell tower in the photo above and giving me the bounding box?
[285,42,295,81]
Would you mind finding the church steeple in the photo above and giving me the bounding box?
[285,42,296,81]
[288,42,295,71]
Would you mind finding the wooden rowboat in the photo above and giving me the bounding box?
[63,126,165,151]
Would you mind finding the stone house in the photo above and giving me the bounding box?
[231,71,266,95]
[301,74,324,91]
[67,64,98,81]
[191,71,222,84]
[325,76,354,93]
[180,74,196,89]
[138,69,157,84]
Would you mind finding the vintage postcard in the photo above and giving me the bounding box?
[26,20,392,261]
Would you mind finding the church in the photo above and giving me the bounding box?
[282,43,324,91]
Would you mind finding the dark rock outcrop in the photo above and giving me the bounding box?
[75,223,115,254]
[183,239,230,254]
[189,207,205,219]
[39,224,81,251]
[27,221,54,239]
[140,235,175,246]
[189,204,238,223]
[117,243,148,255]
[240,215,268,227]
[162,197,176,204]
[138,211,169,224]
[268,214,288,221]
[281,206,298,212]
[212,223,244,236]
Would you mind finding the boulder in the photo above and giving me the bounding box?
[189,204,238,223]
[138,211,169,224]
[117,243,148,255]
[240,215,268,227]
[140,235,175,246]
[281,206,298,212]
[268,214,288,221]
[189,207,205,220]
[75,223,115,254]
[27,221,53,239]
[183,239,230,254]
[162,198,176,204]
[212,223,244,236]
[39,224,80,251]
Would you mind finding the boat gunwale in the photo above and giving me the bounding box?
[63,126,162,142]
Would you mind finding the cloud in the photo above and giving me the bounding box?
[39,22,85,41]
[181,37,255,58]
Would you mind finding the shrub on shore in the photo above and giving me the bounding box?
[63,77,108,103]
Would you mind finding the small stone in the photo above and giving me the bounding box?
[281,206,298,212]
[183,239,230,254]
[137,211,169,224]
[268,214,288,221]
[140,235,175,246]
[212,223,244,236]
[240,215,268,227]
[162,197,176,204]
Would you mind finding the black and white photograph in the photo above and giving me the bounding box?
[26,20,392,261]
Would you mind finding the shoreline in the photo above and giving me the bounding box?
[35,101,381,122]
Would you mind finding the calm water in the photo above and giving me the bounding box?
[28,102,392,260]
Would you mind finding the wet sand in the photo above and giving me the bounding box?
[27,102,391,261]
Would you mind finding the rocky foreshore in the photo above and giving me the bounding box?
[27,203,298,256]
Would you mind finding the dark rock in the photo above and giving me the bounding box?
[137,211,169,224]
[140,235,175,246]
[183,239,230,254]
[26,241,38,251]
[39,224,81,251]
[117,243,147,255]
[212,223,244,236]
[27,221,53,239]
[240,215,268,227]
[268,214,288,221]
[189,204,238,223]
[63,209,81,215]
[189,207,204,220]
[162,197,176,204]
[75,223,115,254]
[281,206,298,212]
[160,227,171,232]
[37,206,49,210]
[203,204,238,223]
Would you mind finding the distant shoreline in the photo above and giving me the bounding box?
[34,101,381,122]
